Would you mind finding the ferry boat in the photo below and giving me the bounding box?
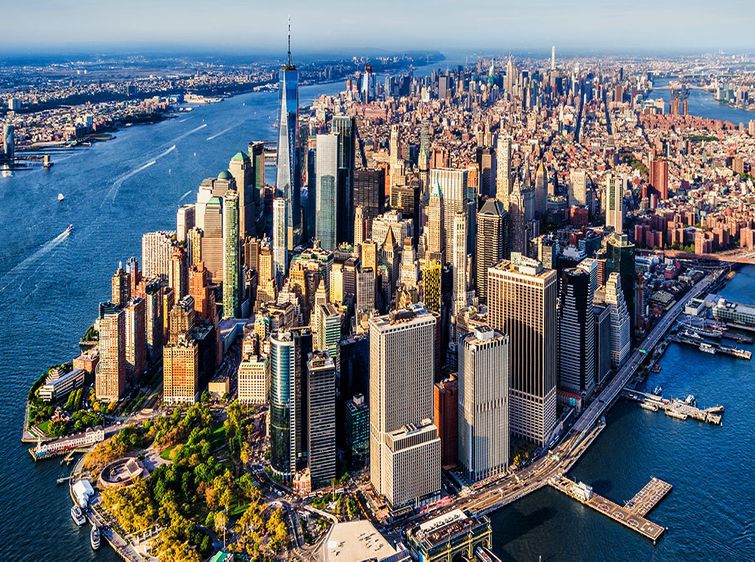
[71,505,86,526]
[699,343,716,354]
[90,525,101,550]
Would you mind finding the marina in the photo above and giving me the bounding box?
[623,389,724,425]
[669,334,752,360]
[550,476,671,543]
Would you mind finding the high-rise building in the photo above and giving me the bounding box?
[142,231,175,282]
[111,263,130,307]
[333,115,355,244]
[95,302,126,402]
[458,326,509,481]
[307,351,336,489]
[593,304,612,386]
[344,393,369,469]
[369,305,440,511]
[270,330,297,479]
[421,259,442,314]
[186,227,203,267]
[223,190,241,318]
[558,269,595,396]
[605,273,630,368]
[163,336,199,404]
[605,174,626,234]
[238,353,269,405]
[124,297,146,383]
[649,158,669,200]
[433,375,458,468]
[488,256,558,446]
[229,152,254,238]
[168,247,188,299]
[272,197,288,282]
[201,197,224,283]
[430,168,469,259]
[276,25,300,245]
[476,199,507,303]
[426,181,444,260]
[176,204,196,243]
[606,232,636,335]
[452,210,468,314]
[569,169,588,207]
[495,134,512,206]
[534,161,548,218]
[144,278,163,357]
[353,205,365,248]
[353,168,386,221]
[315,133,339,250]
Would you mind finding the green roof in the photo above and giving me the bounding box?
[230,151,248,162]
[218,170,232,180]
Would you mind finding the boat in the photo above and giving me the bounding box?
[684,329,703,340]
[653,385,663,396]
[685,394,697,406]
[65,224,73,234]
[639,402,659,412]
[665,409,688,421]
[57,193,65,202]
[90,525,101,550]
[651,363,662,373]
[71,505,86,526]
[705,405,725,414]
[699,343,716,354]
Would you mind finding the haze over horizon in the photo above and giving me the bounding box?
[1,0,753,55]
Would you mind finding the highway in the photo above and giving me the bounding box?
[402,271,719,523]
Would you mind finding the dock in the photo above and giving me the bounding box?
[623,389,723,425]
[669,335,752,360]
[550,476,671,543]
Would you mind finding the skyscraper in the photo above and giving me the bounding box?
[649,158,669,201]
[272,197,288,282]
[307,351,336,489]
[369,305,440,511]
[163,336,199,404]
[111,263,129,307]
[223,189,241,318]
[558,269,595,396]
[430,168,469,257]
[488,256,558,446]
[476,198,507,304]
[229,151,254,238]
[605,174,626,234]
[495,134,512,206]
[426,181,444,261]
[95,302,126,402]
[201,197,224,283]
[270,330,297,479]
[458,326,509,481]
[315,133,338,251]
[605,273,631,368]
[452,210,468,314]
[434,375,458,468]
[353,168,385,221]
[569,169,588,207]
[606,232,636,335]
[124,297,146,383]
[276,22,300,247]
[142,231,175,282]
[176,204,195,243]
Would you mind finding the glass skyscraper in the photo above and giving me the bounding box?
[315,133,338,251]
[270,330,296,479]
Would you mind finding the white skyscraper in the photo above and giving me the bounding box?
[452,210,468,314]
[458,326,510,482]
[369,304,440,511]
[605,272,630,368]
[496,133,512,207]
[315,133,339,251]
[605,174,626,234]
[272,197,288,282]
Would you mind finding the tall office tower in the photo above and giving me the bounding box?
[163,336,199,404]
[551,46,556,71]
[508,178,532,256]
[124,297,146,382]
[333,115,355,243]
[95,302,126,402]
[606,233,635,335]
[270,330,297,479]
[345,393,369,469]
[569,169,588,207]
[488,256,558,446]
[2,123,15,162]
[316,303,342,365]
[176,204,195,243]
[229,151,254,238]
[272,197,288,282]
[353,168,385,222]
[458,326,510,481]
[577,257,598,295]
[495,134,512,207]
[292,328,313,469]
[201,197,224,283]
[248,139,265,201]
[558,269,595,396]
[186,227,203,267]
[168,247,188,299]
[188,263,211,320]
[144,278,163,356]
[605,174,626,234]
[452,210,468,314]
[223,190,241,318]
[161,288,175,345]
[315,133,339,250]
[421,259,442,314]
[476,199,507,304]
[354,205,365,248]
[534,162,548,218]
[237,353,269,405]
[276,23,300,246]
[369,305,440,511]
[125,257,141,297]
[356,267,376,314]
[111,263,129,306]
[649,158,669,200]
[476,147,495,197]
[307,351,336,489]
[593,304,612,386]
[361,239,378,272]
[430,168,469,260]
[169,296,196,344]
[605,273,630,367]
[418,119,431,191]
[433,375,458,468]
[426,181,444,261]
[400,237,418,287]
[389,125,400,195]
[142,231,175,282]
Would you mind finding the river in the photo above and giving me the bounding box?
[650,77,754,125]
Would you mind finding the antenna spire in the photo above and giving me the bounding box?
[287,16,291,66]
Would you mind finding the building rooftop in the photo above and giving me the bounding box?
[322,520,403,562]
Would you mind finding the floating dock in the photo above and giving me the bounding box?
[550,476,671,543]
[670,335,751,360]
[623,390,724,425]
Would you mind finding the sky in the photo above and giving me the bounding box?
[1,0,753,55]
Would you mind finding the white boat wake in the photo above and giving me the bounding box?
[103,145,177,206]
[0,226,72,292]
[206,124,237,141]
[170,123,207,144]
[178,190,192,203]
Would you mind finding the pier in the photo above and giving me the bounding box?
[550,476,671,543]
[623,389,723,425]
[669,334,752,360]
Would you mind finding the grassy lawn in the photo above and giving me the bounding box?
[160,443,181,461]
[228,500,249,517]
[36,420,52,436]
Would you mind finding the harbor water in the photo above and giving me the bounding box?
[0,61,752,560]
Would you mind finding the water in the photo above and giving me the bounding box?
[651,77,754,125]
[490,266,755,561]
[0,80,343,561]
